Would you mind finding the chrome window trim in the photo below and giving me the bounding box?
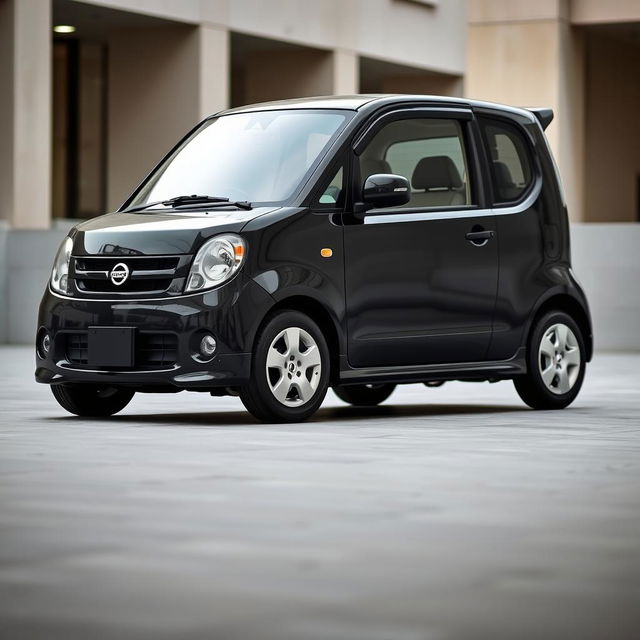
[363,178,541,225]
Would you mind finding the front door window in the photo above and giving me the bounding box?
[359,118,474,209]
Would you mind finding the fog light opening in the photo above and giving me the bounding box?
[199,334,217,360]
[37,329,51,359]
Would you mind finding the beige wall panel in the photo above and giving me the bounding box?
[466,19,589,221]
[242,50,333,105]
[466,21,559,141]
[227,0,466,76]
[556,23,585,223]
[382,73,463,97]
[226,0,340,50]
[584,34,640,222]
[469,0,564,23]
[77,0,203,24]
[107,26,201,210]
[571,0,640,24]
[353,0,467,75]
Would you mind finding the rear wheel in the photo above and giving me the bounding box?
[333,383,396,407]
[51,384,134,417]
[514,310,586,410]
[239,311,330,423]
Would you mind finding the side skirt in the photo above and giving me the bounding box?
[338,348,527,385]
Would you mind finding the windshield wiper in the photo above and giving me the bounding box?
[123,194,252,213]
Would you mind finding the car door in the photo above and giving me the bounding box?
[344,109,499,368]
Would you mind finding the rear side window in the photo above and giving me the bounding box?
[480,118,533,205]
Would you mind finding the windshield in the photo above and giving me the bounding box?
[127,109,350,208]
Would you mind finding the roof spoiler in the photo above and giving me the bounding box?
[527,107,554,130]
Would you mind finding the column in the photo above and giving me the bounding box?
[0,0,52,229]
[198,25,230,119]
[332,49,359,95]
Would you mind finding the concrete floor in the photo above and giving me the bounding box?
[1,347,639,640]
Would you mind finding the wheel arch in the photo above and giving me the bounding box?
[253,295,343,383]
[526,293,593,361]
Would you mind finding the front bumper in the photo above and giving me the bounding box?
[35,275,273,389]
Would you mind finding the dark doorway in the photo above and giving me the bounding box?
[52,38,107,219]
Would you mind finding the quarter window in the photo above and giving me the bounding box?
[316,165,345,208]
[480,118,533,204]
[359,118,473,209]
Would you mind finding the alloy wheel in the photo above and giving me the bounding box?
[266,326,322,407]
[538,323,581,395]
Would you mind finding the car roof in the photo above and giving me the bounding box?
[216,94,540,124]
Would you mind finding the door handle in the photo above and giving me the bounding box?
[466,228,495,246]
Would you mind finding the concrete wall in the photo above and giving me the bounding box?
[3,226,74,345]
[3,225,638,350]
[0,225,7,343]
[571,224,640,351]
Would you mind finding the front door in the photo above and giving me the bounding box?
[344,113,498,368]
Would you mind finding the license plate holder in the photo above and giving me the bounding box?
[88,327,135,367]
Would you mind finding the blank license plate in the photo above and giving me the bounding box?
[88,327,135,367]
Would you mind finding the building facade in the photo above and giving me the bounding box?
[0,0,638,347]
[466,0,640,350]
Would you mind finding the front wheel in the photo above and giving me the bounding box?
[239,311,330,423]
[51,384,134,417]
[514,310,586,410]
[333,383,396,406]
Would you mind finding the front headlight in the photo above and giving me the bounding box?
[50,236,73,295]
[185,234,246,292]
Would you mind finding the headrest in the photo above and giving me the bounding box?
[492,161,515,187]
[412,156,463,190]
[360,158,392,180]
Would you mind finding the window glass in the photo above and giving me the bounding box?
[481,118,533,204]
[317,166,344,206]
[359,118,473,209]
[130,110,349,207]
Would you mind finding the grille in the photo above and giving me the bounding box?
[63,332,178,368]
[137,333,178,367]
[72,256,181,294]
[65,333,89,364]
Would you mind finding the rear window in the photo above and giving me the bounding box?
[480,118,533,205]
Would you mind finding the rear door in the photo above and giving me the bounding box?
[344,109,499,368]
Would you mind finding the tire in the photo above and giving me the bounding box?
[333,383,396,407]
[51,384,134,417]
[239,311,330,423]
[514,310,586,410]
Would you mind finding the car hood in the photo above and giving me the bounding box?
[72,207,280,256]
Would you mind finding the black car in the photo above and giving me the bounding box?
[36,95,593,423]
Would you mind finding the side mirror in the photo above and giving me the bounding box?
[361,173,410,210]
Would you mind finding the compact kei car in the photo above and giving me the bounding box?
[36,95,593,422]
